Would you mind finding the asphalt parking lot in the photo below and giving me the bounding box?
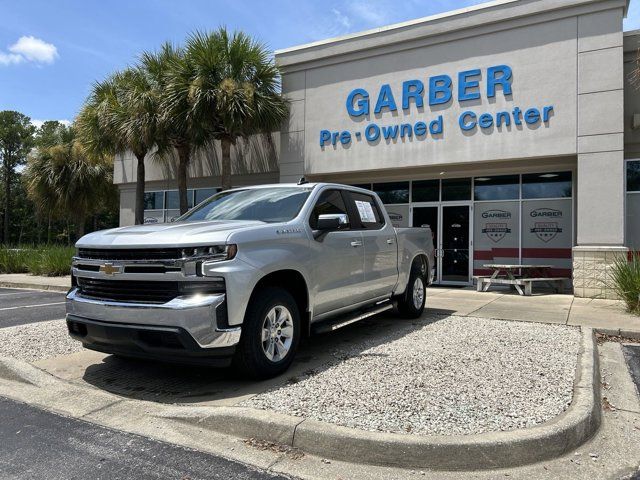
[0,288,66,328]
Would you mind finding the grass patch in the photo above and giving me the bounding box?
[610,254,640,314]
[0,245,74,277]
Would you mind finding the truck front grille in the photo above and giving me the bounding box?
[76,278,225,304]
[77,278,180,304]
[77,248,183,261]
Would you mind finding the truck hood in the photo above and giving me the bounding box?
[76,220,267,248]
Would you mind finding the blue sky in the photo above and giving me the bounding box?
[1,0,639,126]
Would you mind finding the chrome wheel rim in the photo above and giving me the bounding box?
[412,276,425,309]
[261,305,294,362]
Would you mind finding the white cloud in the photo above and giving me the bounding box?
[0,51,23,65]
[332,8,352,30]
[347,1,387,26]
[31,119,71,129]
[0,36,58,66]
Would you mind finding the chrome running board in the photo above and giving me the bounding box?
[311,302,393,334]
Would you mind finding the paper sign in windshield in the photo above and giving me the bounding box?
[355,200,376,223]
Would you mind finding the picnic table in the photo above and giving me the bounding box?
[474,264,565,296]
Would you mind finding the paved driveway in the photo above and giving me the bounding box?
[0,288,66,328]
[0,397,287,480]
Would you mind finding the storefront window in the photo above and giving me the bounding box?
[627,161,640,250]
[441,178,471,201]
[143,192,163,210]
[474,175,519,201]
[521,199,573,277]
[522,172,572,199]
[628,161,640,192]
[195,188,219,205]
[349,183,372,190]
[473,202,520,275]
[373,182,409,204]
[165,189,195,210]
[412,180,440,202]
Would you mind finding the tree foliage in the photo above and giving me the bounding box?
[0,111,36,243]
[76,68,161,225]
[23,124,117,239]
[167,28,288,191]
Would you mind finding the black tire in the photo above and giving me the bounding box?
[232,287,301,379]
[397,258,427,318]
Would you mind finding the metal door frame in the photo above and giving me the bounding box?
[410,202,473,286]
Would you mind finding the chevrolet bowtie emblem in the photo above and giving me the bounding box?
[99,263,122,275]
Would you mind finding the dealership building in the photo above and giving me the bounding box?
[115,0,640,298]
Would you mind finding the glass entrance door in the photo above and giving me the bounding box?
[441,205,471,283]
[412,204,471,285]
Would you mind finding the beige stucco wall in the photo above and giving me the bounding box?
[277,0,631,299]
[115,133,280,226]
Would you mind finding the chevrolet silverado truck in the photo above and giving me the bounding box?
[66,183,435,378]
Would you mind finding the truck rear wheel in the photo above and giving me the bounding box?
[232,287,300,379]
[397,258,427,318]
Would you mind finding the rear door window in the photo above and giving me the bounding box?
[345,191,385,230]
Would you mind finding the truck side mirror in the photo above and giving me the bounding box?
[314,213,349,240]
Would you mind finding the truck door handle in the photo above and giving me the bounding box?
[386,238,394,245]
[350,240,363,247]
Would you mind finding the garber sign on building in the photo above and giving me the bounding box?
[319,65,554,148]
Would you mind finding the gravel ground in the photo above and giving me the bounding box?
[0,319,83,362]
[243,315,581,436]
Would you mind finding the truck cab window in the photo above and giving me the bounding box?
[347,191,385,229]
[309,190,349,229]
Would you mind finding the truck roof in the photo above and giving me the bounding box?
[226,182,373,193]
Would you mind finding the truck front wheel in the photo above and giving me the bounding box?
[233,287,301,379]
[397,258,427,318]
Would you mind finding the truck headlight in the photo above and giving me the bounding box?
[180,244,237,263]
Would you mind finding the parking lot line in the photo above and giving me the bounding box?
[0,302,65,311]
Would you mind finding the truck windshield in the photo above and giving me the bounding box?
[178,187,312,223]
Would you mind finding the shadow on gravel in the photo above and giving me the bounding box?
[80,308,453,405]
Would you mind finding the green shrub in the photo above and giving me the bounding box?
[610,254,640,314]
[0,245,74,277]
[25,246,75,277]
[0,247,30,273]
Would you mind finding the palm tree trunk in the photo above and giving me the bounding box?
[221,138,232,191]
[177,145,190,215]
[75,218,85,240]
[134,153,146,225]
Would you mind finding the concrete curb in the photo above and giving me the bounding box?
[0,328,601,471]
[0,281,69,293]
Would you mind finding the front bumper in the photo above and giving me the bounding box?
[66,287,241,356]
[66,316,236,367]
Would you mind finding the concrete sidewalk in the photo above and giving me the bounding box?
[0,273,638,338]
[0,273,70,292]
[427,286,640,338]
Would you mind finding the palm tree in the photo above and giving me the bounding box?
[166,28,288,193]
[140,43,202,215]
[76,68,161,225]
[23,130,115,239]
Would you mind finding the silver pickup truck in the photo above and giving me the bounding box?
[66,183,434,378]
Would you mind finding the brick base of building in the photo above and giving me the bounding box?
[572,246,629,299]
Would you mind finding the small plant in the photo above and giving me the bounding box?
[26,246,75,277]
[610,253,640,314]
[0,245,74,277]
[0,247,30,273]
